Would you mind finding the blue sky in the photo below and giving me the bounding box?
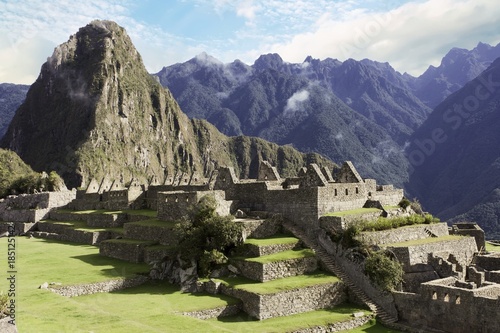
[1,0,499,84]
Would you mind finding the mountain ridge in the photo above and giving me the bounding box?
[0,20,332,189]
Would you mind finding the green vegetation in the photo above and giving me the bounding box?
[398,198,411,209]
[0,149,65,198]
[56,209,157,218]
[216,273,340,295]
[364,251,403,292]
[244,235,298,246]
[323,208,381,217]
[242,249,315,264]
[486,241,500,252]
[385,235,464,248]
[361,214,439,232]
[174,195,243,277]
[0,237,395,332]
[127,219,176,228]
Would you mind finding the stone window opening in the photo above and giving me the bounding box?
[355,187,359,194]
[444,293,449,302]
[432,291,437,300]
[175,197,178,203]
[334,189,337,196]
[345,189,348,195]
[455,295,461,304]
[186,196,189,202]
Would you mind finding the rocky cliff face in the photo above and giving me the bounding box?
[0,21,330,188]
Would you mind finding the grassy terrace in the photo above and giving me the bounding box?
[0,237,398,332]
[384,235,464,248]
[240,249,315,264]
[323,208,381,217]
[244,235,298,246]
[486,242,500,252]
[56,208,158,218]
[126,219,176,228]
[39,220,124,233]
[215,273,340,295]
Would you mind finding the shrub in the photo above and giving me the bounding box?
[174,195,243,277]
[398,198,411,209]
[0,292,8,318]
[364,251,403,291]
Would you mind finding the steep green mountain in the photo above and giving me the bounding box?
[407,57,500,237]
[0,148,37,197]
[0,21,330,189]
[0,83,29,139]
[156,53,419,186]
[413,42,500,108]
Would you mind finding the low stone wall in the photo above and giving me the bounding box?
[232,256,317,282]
[389,237,477,271]
[48,275,148,297]
[475,253,500,271]
[221,281,346,320]
[237,218,282,240]
[242,241,299,257]
[124,223,178,246]
[49,211,87,222]
[360,223,449,246]
[86,213,127,228]
[289,315,373,333]
[180,304,241,320]
[99,240,156,263]
[143,247,175,263]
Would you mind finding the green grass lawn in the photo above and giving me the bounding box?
[385,235,464,248]
[486,242,500,252]
[56,208,157,218]
[0,237,398,332]
[244,235,298,246]
[126,219,176,228]
[323,208,381,217]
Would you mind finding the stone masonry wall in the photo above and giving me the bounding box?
[394,278,500,333]
[359,223,450,246]
[389,237,477,271]
[232,256,317,282]
[221,281,346,320]
[48,276,148,297]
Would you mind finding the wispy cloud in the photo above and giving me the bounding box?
[284,89,310,114]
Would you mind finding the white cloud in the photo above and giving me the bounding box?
[266,0,500,75]
[284,89,309,114]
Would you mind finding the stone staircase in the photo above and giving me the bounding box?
[282,220,399,326]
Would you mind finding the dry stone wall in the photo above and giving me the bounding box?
[389,237,477,271]
[232,256,317,282]
[360,223,449,246]
[221,281,346,320]
[394,277,500,333]
[48,276,148,297]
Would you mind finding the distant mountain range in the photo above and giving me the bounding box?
[408,57,500,238]
[0,83,29,139]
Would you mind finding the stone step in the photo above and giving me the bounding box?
[240,236,301,257]
[0,221,36,234]
[231,249,317,282]
[37,220,114,245]
[214,272,346,320]
[31,231,62,241]
[123,220,178,246]
[99,239,158,263]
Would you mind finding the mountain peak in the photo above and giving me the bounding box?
[253,53,284,71]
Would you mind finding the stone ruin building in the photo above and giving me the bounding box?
[0,160,499,332]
